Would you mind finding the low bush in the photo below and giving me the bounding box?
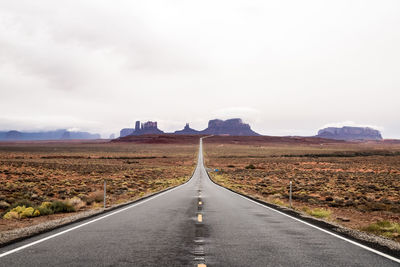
[3,199,76,219]
[50,201,75,213]
[9,200,34,210]
[0,201,10,210]
[3,205,41,219]
[37,202,54,215]
[245,164,256,169]
[66,197,85,210]
[37,206,54,216]
[85,191,104,205]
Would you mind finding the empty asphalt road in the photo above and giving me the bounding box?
[0,138,399,266]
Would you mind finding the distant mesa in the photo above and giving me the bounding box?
[120,121,164,137]
[201,118,260,136]
[0,129,100,141]
[316,126,383,141]
[174,123,200,135]
[120,118,260,137]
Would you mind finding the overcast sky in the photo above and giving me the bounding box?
[0,1,399,138]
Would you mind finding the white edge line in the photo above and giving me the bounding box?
[0,183,186,258]
[213,179,400,264]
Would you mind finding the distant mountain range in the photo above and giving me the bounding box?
[120,118,260,137]
[0,120,385,141]
[0,129,100,141]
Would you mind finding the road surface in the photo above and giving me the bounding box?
[0,138,399,266]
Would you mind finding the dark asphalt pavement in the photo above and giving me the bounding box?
[0,138,399,266]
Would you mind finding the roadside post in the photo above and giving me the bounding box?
[289,181,292,208]
[104,180,107,209]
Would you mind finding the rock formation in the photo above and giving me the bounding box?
[200,118,260,136]
[120,121,164,137]
[174,123,200,135]
[120,128,135,137]
[121,118,260,137]
[316,126,383,141]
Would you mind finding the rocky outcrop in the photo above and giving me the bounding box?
[201,118,260,136]
[120,121,164,137]
[120,128,135,137]
[316,126,383,141]
[174,123,200,135]
[0,130,100,140]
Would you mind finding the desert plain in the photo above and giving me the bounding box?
[1,135,399,243]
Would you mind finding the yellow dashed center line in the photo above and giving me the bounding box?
[197,214,203,223]
[197,264,206,267]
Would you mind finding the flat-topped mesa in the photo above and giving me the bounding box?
[174,123,200,135]
[316,126,383,141]
[201,118,260,136]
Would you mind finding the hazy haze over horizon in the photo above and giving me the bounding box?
[0,1,399,138]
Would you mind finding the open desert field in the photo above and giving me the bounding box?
[0,139,197,232]
[203,136,400,242]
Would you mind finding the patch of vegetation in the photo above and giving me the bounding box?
[49,201,75,213]
[3,205,40,219]
[3,199,76,219]
[363,221,400,239]
[271,198,285,206]
[84,191,104,205]
[245,164,255,169]
[304,207,332,218]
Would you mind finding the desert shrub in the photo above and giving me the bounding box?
[3,211,19,220]
[37,202,54,215]
[9,199,34,210]
[305,208,331,219]
[245,164,256,169]
[0,201,10,210]
[85,191,104,205]
[3,205,41,219]
[20,207,36,218]
[50,201,75,213]
[363,221,400,238]
[40,201,53,209]
[66,197,85,210]
[271,198,285,206]
[37,206,53,216]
